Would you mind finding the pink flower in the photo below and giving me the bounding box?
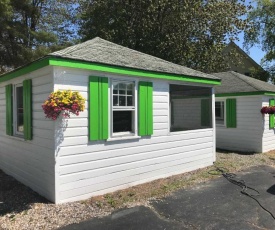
[261,106,269,114]
[261,106,275,114]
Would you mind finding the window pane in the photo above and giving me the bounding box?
[113,83,119,94]
[215,102,221,117]
[215,101,224,125]
[127,83,133,95]
[113,81,134,108]
[16,86,24,133]
[113,111,133,133]
[119,96,126,106]
[170,84,212,132]
[127,96,133,106]
[119,83,126,95]
[113,95,118,106]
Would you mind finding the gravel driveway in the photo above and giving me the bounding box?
[1,151,275,229]
[0,170,116,230]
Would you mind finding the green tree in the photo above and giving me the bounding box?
[80,0,251,73]
[244,0,275,83]
[0,0,80,73]
[0,0,13,72]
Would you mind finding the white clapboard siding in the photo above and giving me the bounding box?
[59,146,213,190]
[60,136,213,164]
[153,130,170,137]
[0,143,54,173]
[59,137,213,166]
[58,129,213,156]
[32,83,53,94]
[62,127,88,137]
[216,96,263,152]
[0,93,5,100]
[0,160,54,199]
[55,84,88,92]
[60,158,213,202]
[0,137,53,162]
[152,109,168,116]
[59,153,213,193]
[262,96,275,152]
[54,67,215,203]
[33,92,52,103]
[0,66,56,202]
[59,142,213,176]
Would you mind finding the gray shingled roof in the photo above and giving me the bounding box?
[213,71,275,94]
[49,37,219,80]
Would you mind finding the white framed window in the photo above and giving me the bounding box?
[13,84,24,136]
[215,100,225,125]
[111,79,137,137]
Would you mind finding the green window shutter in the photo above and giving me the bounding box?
[5,84,13,136]
[226,98,237,128]
[201,99,211,127]
[89,76,108,140]
[23,79,32,140]
[138,81,153,136]
[269,99,275,129]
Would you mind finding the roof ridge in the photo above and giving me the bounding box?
[58,37,173,65]
[230,71,260,91]
[50,37,219,80]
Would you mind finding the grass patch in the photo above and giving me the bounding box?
[87,150,275,210]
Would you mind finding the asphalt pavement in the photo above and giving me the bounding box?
[59,165,275,230]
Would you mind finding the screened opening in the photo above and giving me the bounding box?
[170,84,212,132]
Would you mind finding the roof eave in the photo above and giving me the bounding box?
[216,91,275,97]
[0,56,221,85]
[49,56,221,85]
[0,57,50,83]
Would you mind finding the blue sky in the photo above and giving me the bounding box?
[234,0,265,65]
[234,33,264,65]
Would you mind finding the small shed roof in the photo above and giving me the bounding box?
[213,71,275,96]
[49,37,219,81]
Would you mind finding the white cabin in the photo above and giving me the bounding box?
[0,38,220,203]
[214,71,275,153]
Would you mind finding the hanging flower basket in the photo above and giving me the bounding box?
[261,106,275,114]
[42,90,85,120]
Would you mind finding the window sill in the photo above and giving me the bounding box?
[168,128,213,136]
[107,135,141,142]
[6,134,26,141]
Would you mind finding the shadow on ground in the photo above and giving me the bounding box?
[267,184,275,195]
[0,170,49,216]
[216,148,258,156]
